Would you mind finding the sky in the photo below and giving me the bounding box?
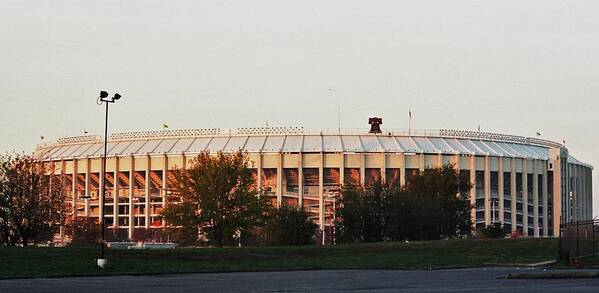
[1,1,598,215]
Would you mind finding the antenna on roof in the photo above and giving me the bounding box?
[338,106,341,134]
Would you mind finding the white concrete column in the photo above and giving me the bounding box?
[360,154,366,186]
[510,158,517,233]
[498,158,504,224]
[419,153,425,172]
[277,153,283,207]
[469,156,476,229]
[128,156,134,239]
[162,154,167,226]
[85,158,90,217]
[99,157,105,223]
[145,155,150,229]
[484,156,491,225]
[453,154,460,171]
[339,153,345,186]
[542,163,548,237]
[72,160,77,221]
[522,159,528,237]
[381,153,386,183]
[257,153,263,190]
[533,161,540,237]
[113,157,119,229]
[400,153,406,187]
[298,152,304,207]
[319,152,324,229]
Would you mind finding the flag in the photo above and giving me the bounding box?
[40,136,45,140]
[536,132,541,136]
[163,123,169,129]
[563,139,566,144]
[477,125,480,132]
[409,110,412,118]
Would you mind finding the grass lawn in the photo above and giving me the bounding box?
[0,238,557,279]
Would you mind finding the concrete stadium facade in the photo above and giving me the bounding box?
[36,127,593,239]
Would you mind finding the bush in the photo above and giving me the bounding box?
[480,223,506,239]
[264,205,317,246]
[69,217,100,245]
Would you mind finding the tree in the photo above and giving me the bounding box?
[337,181,390,243]
[480,223,505,239]
[0,154,64,246]
[162,151,271,247]
[393,164,472,240]
[69,216,100,245]
[265,204,317,246]
[337,164,472,242]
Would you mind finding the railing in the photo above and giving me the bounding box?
[559,220,599,262]
[41,127,565,150]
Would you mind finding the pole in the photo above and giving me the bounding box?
[332,199,336,246]
[100,101,109,260]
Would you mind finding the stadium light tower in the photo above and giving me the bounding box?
[97,90,122,269]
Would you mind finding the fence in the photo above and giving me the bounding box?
[559,220,599,261]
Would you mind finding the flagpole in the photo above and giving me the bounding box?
[408,110,412,136]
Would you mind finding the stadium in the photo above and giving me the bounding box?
[35,120,593,240]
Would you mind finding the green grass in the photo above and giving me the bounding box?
[0,238,558,279]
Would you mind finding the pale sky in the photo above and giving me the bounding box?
[1,1,597,214]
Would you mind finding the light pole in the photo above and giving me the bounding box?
[325,191,338,246]
[97,90,122,269]
[490,198,499,223]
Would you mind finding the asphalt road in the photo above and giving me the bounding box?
[2,267,599,292]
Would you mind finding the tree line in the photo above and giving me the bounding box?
[0,151,475,247]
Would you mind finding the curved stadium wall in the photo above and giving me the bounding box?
[35,127,593,239]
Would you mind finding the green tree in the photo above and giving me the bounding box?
[0,154,64,246]
[480,222,506,239]
[162,151,271,247]
[337,164,472,242]
[68,216,100,245]
[386,164,472,240]
[265,204,317,246]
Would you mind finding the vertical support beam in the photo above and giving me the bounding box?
[72,160,77,221]
[257,153,263,190]
[511,158,517,233]
[277,153,283,207]
[551,149,562,236]
[419,153,425,172]
[400,153,406,187]
[85,158,90,217]
[453,154,460,171]
[113,157,119,230]
[437,153,443,168]
[522,159,528,237]
[360,154,366,186]
[533,160,540,237]
[542,162,549,237]
[99,157,105,224]
[498,157,505,224]
[381,153,386,183]
[162,154,167,227]
[469,155,476,229]
[339,153,345,186]
[319,152,324,230]
[298,152,304,207]
[484,156,491,225]
[128,156,134,239]
[145,155,150,229]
